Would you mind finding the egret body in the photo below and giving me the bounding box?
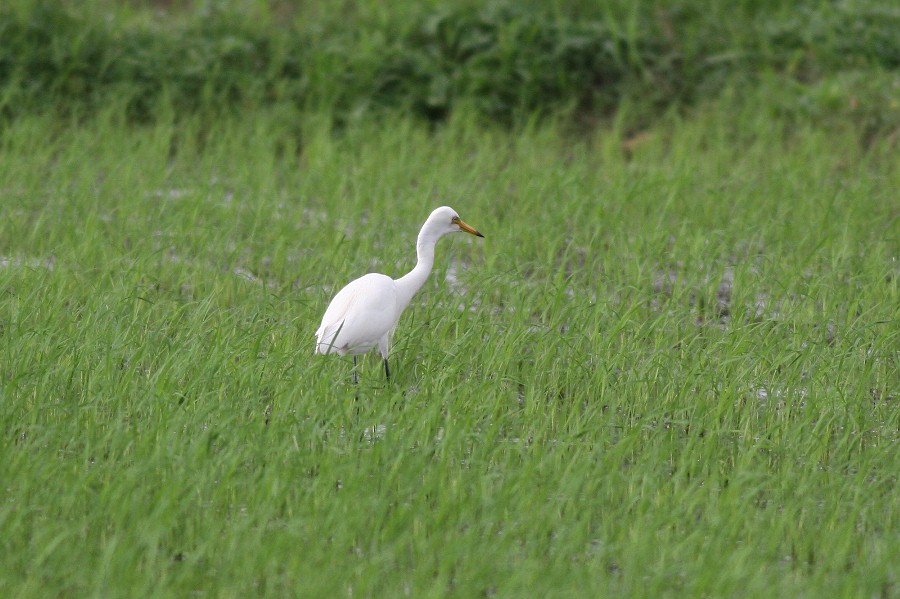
[315,206,483,380]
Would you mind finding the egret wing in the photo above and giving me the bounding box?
[315,274,399,355]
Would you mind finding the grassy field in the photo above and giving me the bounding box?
[3,2,898,595]
[0,91,897,597]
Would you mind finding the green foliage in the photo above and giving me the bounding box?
[0,3,898,595]
[0,99,897,596]
[0,0,899,128]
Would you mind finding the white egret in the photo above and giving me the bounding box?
[315,206,484,381]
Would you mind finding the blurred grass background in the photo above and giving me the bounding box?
[1,0,898,136]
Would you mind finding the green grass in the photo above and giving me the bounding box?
[2,0,899,130]
[0,97,898,597]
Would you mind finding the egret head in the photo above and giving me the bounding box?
[426,206,484,239]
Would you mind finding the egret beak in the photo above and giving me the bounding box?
[453,217,485,238]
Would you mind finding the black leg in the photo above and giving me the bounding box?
[383,358,391,382]
[352,356,359,385]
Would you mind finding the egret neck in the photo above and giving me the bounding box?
[393,224,440,312]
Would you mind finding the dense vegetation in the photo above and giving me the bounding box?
[1,1,898,597]
[1,0,899,131]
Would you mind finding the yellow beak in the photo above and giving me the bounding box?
[453,217,484,238]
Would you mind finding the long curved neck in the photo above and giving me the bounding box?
[394,228,439,311]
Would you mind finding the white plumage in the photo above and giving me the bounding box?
[315,206,483,380]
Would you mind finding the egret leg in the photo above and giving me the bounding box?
[383,358,391,381]
[352,356,359,385]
